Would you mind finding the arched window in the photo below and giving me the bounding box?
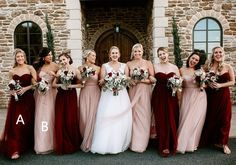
[193,18,222,57]
[14,21,42,64]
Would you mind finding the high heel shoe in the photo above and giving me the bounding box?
[160,149,170,157]
[11,152,20,159]
[223,145,231,155]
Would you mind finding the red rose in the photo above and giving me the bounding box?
[92,70,95,75]
[108,72,112,77]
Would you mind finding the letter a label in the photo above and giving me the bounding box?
[16,114,25,125]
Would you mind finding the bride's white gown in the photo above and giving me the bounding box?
[91,62,132,154]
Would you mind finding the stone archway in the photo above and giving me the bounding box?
[94,28,139,66]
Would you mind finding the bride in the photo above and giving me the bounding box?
[90,46,132,154]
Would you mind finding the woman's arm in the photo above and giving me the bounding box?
[211,64,235,89]
[98,64,106,86]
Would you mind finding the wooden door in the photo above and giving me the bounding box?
[95,29,138,66]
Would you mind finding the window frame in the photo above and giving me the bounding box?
[193,17,223,56]
[14,21,43,64]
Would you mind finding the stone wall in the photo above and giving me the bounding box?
[0,0,69,108]
[81,4,150,57]
[165,0,236,103]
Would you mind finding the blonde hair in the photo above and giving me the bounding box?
[83,49,96,61]
[207,46,224,72]
[13,48,27,68]
[130,43,143,59]
[157,47,168,57]
[108,46,120,61]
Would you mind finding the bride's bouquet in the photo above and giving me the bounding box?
[103,71,129,96]
[193,69,206,91]
[80,66,96,79]
[167,75,183,96]
[59,69,75,90]
[37,78,49,94]
[8,79,22,101]
[131,67,149,81]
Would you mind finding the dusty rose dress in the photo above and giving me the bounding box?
[177,75,207,153]
[79,73,100,152]
[34,71,57,154]
[129,70,152,152]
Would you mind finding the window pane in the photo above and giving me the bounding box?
[30,23,42,33]
[15,21,42,64]
[30,34,42,44]
[195,19,206,30]
[208,31,221,42]
[15,23,28,33]
[208,19,220,30]
[194,31,206,41]
[194,43,206,51]
[15,34,28,44]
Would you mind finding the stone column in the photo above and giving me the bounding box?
[66,0,83,67]
[152,0,168,64]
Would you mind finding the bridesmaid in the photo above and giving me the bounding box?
[127,43,154,153]
[151,47,180,157]
[177,51,207,154]
[79,49,101,152]
[52,53,83,154]
[200,46,235,154]
[33,47,58,154]
[0,48,37,159]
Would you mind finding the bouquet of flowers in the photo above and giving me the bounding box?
[37,78,49,95]
[8,79,22,101]
[204,71,218,84]
[131,67,149,81]
[59,69,75,90]
[103,71,129,96]
[167,75,183,96]
[193,69,206,91]
[80,66,96,79]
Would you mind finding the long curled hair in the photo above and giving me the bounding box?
[13,48,27,68]
[207,46,224,72]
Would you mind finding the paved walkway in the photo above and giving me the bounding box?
[0,106,236,165]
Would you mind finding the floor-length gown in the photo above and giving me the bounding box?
[34,71,57,154]
[177,75,207,153]
[151,72,179,156]
[91,63,132,154]
[79,73,100,152]
[0,74,35,158]
[200,72,232,146]
[129,73,152,152]
[54,78,81,154]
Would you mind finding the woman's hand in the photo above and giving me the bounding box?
[210,82,222,89]
[16,87,26,96]
[149,76,157,84]
[98,79,105,86]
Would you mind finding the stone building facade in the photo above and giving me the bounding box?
[0,0,235,108]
